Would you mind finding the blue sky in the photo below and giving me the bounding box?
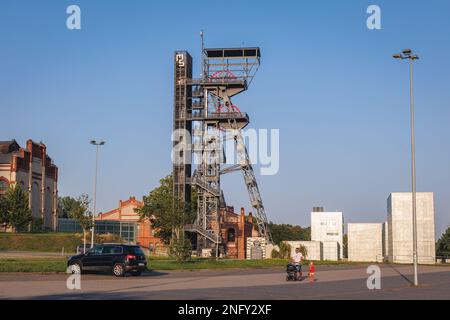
[0,0,449,237]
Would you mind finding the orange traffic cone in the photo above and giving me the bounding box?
[309,261,315,283]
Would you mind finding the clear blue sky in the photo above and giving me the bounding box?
[1,0,449,237]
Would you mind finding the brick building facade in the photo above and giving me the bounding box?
[96,196,163,250]
[219,207,258,259]
[0,140,58,231]
[97,196,257,259]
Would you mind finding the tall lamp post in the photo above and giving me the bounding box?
[90,140,106,249]
[393,49,420,287]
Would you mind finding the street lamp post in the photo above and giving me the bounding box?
[90,140,106,249]
[393,49,420,287]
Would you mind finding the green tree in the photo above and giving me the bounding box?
[68,194,93,249]
[0,195,9,232]
[299,245,308,259]
[278,242,292,259]
[343,234,348,259]
[436,226,450,257]
[135,175,196,261]
[57,196,79,218]
[268,223,311,245]
[0,185,33,232]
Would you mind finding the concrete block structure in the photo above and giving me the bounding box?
[284,241,322,261]
[246,237,267,260]
[348,223,383,262]
[322,241,340,261]
[387,192,436,264]
[311,207,343,260]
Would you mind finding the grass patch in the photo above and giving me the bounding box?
[0,233,122,253]
[0,258,67,273]
[146,258,362,271]
[148,258,288,271]
[0,256,375,273]
[0,233,81,253]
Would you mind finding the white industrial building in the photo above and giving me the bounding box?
[348,223,383,262]
[387,192,436,264]
[311,208,343,260]
[283,193,437,264]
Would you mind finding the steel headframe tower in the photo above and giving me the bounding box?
[173,47,272,254]
[173,52,193,205]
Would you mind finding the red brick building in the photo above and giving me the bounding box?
[0,139,58,231]
[219,207,259,259]
[96,197,162,250]
[96,196,258,259]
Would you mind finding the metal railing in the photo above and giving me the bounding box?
[191,176,220,197]
[188,111,249,121]
[185,224,220,244]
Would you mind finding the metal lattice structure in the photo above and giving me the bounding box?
[173,46,272,254]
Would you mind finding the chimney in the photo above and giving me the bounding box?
[313,207,324,212]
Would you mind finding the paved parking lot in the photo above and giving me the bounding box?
[1,264,449,300]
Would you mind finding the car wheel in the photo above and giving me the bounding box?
[112,263,125,277]
[70,263,82,274]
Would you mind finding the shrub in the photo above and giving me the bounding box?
[30,218,44,233]
[271,248,280,258]
[169,238,192,262]
[278,242,292,259]
[299,245,308,259]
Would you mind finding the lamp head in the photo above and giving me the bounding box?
[402,49,412,56]
[393,54,402,59]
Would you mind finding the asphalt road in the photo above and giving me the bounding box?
[1,264,450,300]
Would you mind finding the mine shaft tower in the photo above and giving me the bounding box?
[173,46,272,253]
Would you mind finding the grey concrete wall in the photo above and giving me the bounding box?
[284,241,322,261]
[348,223,383,262]
[387,193,436,264]
[246,237,267,260]
[322,241,339,261]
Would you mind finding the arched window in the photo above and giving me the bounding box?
[32,182,40,218]
[227,228,236,243]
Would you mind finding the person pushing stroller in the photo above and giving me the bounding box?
[286,247,304,281]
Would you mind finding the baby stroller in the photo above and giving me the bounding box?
[286,263,302,281]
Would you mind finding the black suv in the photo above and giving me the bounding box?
[67,244,147,277]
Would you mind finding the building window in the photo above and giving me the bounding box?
[0,179,9,194]
[227,228,236,243]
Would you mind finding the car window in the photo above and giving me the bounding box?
[127,246,145,256]
[88,246,103,255]
[102,246,123,254]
